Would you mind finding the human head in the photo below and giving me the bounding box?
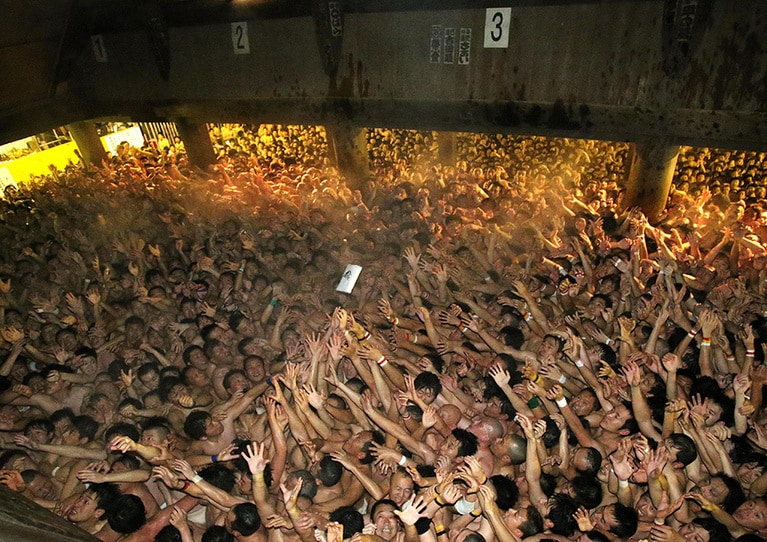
[590,502,638,538]
[413,372,442,404]
[328,506,364,539]
[107,493,146,534]
[370,499,400,541]
[227,503,260,537]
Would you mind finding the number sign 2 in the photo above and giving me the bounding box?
[483,8,511,48]
[231,22,250,55]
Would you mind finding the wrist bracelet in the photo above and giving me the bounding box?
[605,338,613,346]
[618,479,629,488]
[269,298,277,307]
[389,316,399,326]
[688,328,698,338]
[653,518,664,525]
[436,530,448,537]
[575,360,584,368]
[558,374,567,384]
[701,338,711,347]
[376,356,389,368]
[435,525,445,533]
[180,481,190,491]
[211,454,218,463]
[555,397,568,408]
[398,455,407,466]
[457,323,467,333]
[435,495,446,506]
[470,509,482,517]
[192,474,203,484]
[412,334,418,344]
[359,331,371,342]
[747,349,756,356]
[528,396,540,409]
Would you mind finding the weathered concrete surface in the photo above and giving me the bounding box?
[1,1,766,151]
[0,485,97,542]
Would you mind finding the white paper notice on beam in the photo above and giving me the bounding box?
[91,35,108,62]
[231,22,250,54]
[336,265,362,293]
[484,8,511,48]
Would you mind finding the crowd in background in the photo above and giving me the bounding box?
[0,124,766,542]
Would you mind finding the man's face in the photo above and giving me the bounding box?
[205,417,225,438]
[245,358,265,383]
[388,472,414,506]
[733,499,767,530]
[27,473,58,501]
[599,404,630,433]
[373,504,400,541]
[68,490,102,523]
[694,476,729,505]
[679,522,711,542]
[140,428,166,447]
[590,504,617,533]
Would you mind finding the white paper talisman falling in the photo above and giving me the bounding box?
[336,264,362,293]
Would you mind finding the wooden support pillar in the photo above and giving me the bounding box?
[622,140,680,222]
[325,123,370,192]
[67,121,108,166]
[175,119,216,169]
[437,131,457,165]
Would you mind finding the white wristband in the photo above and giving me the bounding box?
[398,455,408,466]
[618,479,629,488]
[555,397,568,408]
[575,360,584,368]
[192,474,203,484]
[558,375,567,384]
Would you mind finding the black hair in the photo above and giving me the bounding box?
[197,464,235,493]
[107,360,130,382]
[668,433,698,466]
[572,475,603,509]
[547,493,579,536]
[104,422,140,443]
[230,503,260,536]
[715,473,747,513]
[107,493,146,534]
[610,503,639,538]
[202,525,234,542]
[182,345,205,365]
[413,371,442,398]
[290,469,318,500]
[317,456,343,487]
[540,416,562,449]
[693,518,733,542]
[184,410,211,440]
[328,506,364,539]
[370,498,399,521]
[223,369,247,391]
[577,447,603,477]
[73,415,99,442]
[359,430,385,465]
[89,482,121,513]
[50,408,76,426]
[24,418,54,437]
[490,474,519,510]
[518,505,544,537]
[159,376,183,402]
[155,525,181,542]
[452,428,479,457]
[113,454,141,471]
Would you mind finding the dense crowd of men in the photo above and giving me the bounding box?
[0,124,766,542]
